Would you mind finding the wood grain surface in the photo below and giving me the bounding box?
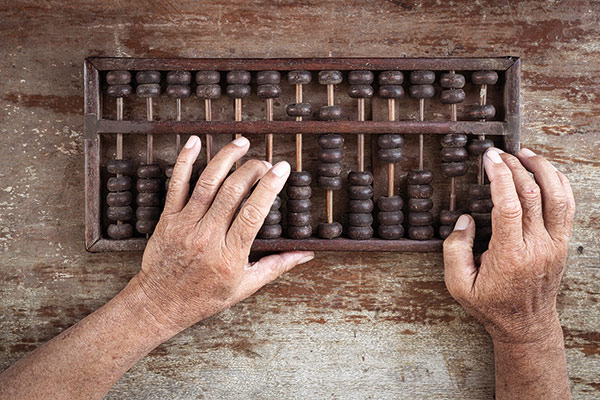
[0,1,598,398]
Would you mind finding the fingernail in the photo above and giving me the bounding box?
[485,148,503,164]
[232,136,249,147]
[262,160,272,169]
[520,148,536,157]
[271,161,290,178]
[184,135,199,149]
[454,215,470,231]
[298,254,314,265]
[552,164,558,171]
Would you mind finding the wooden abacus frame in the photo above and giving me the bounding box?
[84,57,520,252]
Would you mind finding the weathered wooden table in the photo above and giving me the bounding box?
[0,1,598,398]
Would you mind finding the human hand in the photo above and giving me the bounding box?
[443,147,575,344]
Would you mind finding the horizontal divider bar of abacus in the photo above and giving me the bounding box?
[88,57,517,72]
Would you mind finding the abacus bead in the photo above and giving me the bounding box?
[287,225,313,239]
[166,85,191,98]
[318,70,343,85]
[287,70,312,85]
[470,198,494,213]
[256,70,281,85]
[348,70,374,85]
[165,165,174,178]
[196,84,221,99]
[378,71,404,85]
[286,102,312,117]
[287,212,312,226]
[136,206,160,221]
[318,148,343,163]
[407,170,434,185]
[408,212,434,226]
[347,226,374,240]
[348,213,373,227]
[409,85,435,99]
[439,225,454,240]
[318,105,343,121]
[378,196,403,211]
[106,85,132,98]
[196,71,220,85]
[226,84,251,98]
[469,139,494,155]
[138,164,162,178]
[106,70,131,85]
[136,220,157,235]
[318,162,342,177]
[349,199,374,213]
[410,70,435,85]
[317,176,343,191]
[348,185,373,200]
[378,85,405,99]
[107,159,134,175]
[264,210,282,225]
[378,134,404,149]
[136,192,161,207]
[288,171,312,186]
[441,162,468,177]
[348,85,374,98]
[408,225,434,240]
[226,70,251,84]
[472,70,499,85]
[465,104,496,120]
[136,71,161,84]
[271,196,282,210]
[136,83,161,97]
[407,184,433,199]
[378,225,404,240]
[441,133,468,148]
[107,206,133,221]
[348,171,373,186]
[378,148,404,163]
[107,191,132,207]
[167,71,192,85]
[468,184,491,199]
[471,212,492,226]
[136,178,161,193]
[318,134,344,148]
[441,147,469,162]
[439,209,463,225]
[440,89,465,104]
[286,185,312,199]
[408,198,433,212]
[378,211,404,225]
[256,84,281,99]
[107,176,132,191]
[107,223,133,239]
[286,199,311,213]
[317,222,343,239]
[440,73,466,89]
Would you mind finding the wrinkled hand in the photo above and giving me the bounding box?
[443,148,575,343]
[128,136,314,333]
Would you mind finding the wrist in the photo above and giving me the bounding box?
[491,313,563,346]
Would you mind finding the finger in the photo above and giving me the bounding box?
[181,136,250,221]
[516,148,569,240]
[226,161,291,255]
[202,159,271,233]
[484,148,524,248]
[557,170,576,239]
[443,215,477,302]
[163,136,202,215]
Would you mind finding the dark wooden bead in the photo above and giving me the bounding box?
[408,225,434,240]
[465,104,496,120]
[440,209,463,225]
[318,70,343,85]
[440,89,465,104]
[136,71,161,84]
[107,159,134,175]
[286,102,312,117]
[167,71,191,85]
[264,210,282,225]
[441,133,468,148]
[138,164,161,178]
[136,220,157,235]
[472,70,499,86]
[258,224,282,239]
[471,212,492,226]
[257,84,281,99]
[378,211,404,225]
[348,185,373,200]
[378,224,404,240]
[378,148,404,163]
[318,134,344,148]
[440,73,466,89]
[348,85,374,98]
[378,71,404,85]
[408,198,433,212]
[347,213,373,227]
[165,165,174,178]
[136,192,161,207]
[347,225,374,240]
[441,147,469,162]
[441,162,468,177]
[226,84,251,98]
[196,70,220,85]
[107,191,132,207]
[287,185,312,199]
[196,84,221,99]
[271,195,282,210]
[468,139,494,155]
[439,225,454,240]
[378,196,403,212]
[378,134,404,149]
[317,222,342,239]
[107,206,133,221]
[136,178,161,193]
[410,70,435,84]
[349,199,374,213]
[166,84,191,98]
[408,211,434,226]
[318,162,342,177]
[106,85,132,98]
[106,70,131,85]
[256,70,281,85]
[318,148,343,163]
[287,211,312,226]
[288,70,312,85]
[287,225,312,239]
[107,176,132,191]
[409,85,435,99]
[318,105,343,121]
[349,70,374,85]
[407,170,433,185]
[317,176,343,190]
[407,184,433,199]
[348,171,373,186]
[226,70,251,84]
[288,171,312,186]
[136,206,160,221]
[470,198,494,213]
[468,184,491,199]
[286,199,311,213]
[107,223,133,239]
[136,83,161,97]
[378,85,405,99]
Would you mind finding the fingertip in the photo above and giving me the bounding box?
[232,136,250,147]
[271,161,291,178]
[453,214,472,231]
[184,135,201,150]
[297,251,315,265]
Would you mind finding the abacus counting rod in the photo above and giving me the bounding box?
[145,97,154,164]
[326,83,334,224]
[418,98,425,170]
[116,98,124,161]
[357,98,365,172]
[295,83,303,171]
[205,99,213,162]
[175,98,182,153]
[449,70,457,211]
[477,83,488,185]
[266,98,274,164]
[234,98,242,168]
[387,98,396,197]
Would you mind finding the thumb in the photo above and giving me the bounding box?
[443,214,477,301]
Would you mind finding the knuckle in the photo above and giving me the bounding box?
[497,200,522,220]
[550,193,568,211]
[239,203,264,227]
[519,182,541,202]
[222,182,246,199]
[245,159,266,171]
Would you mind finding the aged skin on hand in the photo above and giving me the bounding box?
[443,147,575,399]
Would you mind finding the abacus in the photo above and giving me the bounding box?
[84,57,520,252]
